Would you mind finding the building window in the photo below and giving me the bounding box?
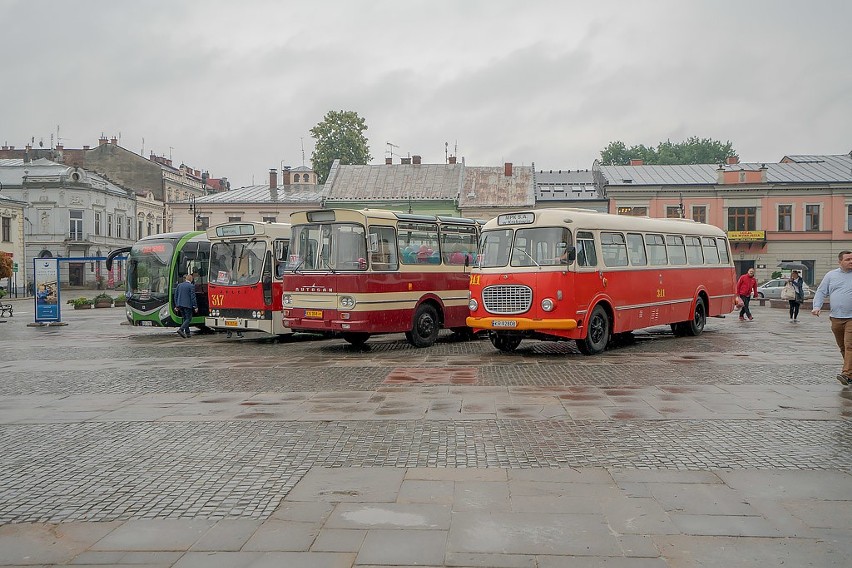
[70,210,83,240]
[197,216,210,230]
[228,216,241,222]
[805,205,820,231]
[692,206,707,224]
[262,216,277,223]
[107,214,113,237]
[847,204,852,231]
[94,212,101,236]
[666,206,682,219]
[778,205,792,231]
[617,206,648,216]
[727,207,756,231]
[1,217,10,242]
[127,217,132,240]
[147,221,153,236]
[293,174,301,183]
[117,215,123,239]
[156,220,161,234]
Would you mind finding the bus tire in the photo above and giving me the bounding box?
[684,297,706,336]
[576,304,610,355]
[342,332,370,346]
[409,304,440,347]
[490,331,522,352]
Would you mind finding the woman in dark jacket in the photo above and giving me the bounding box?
[787,270,805,322]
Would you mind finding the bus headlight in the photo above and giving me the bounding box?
[159,304,170,320]
[340,296,356,309]
[541,298,555,312]
[468,299,478,311]
[282,294,292,306]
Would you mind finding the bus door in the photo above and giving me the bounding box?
[179,241,210,317]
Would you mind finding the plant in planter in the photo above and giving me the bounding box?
[93,293,113,308]
[113,295,126,307]
[71,297,94,309]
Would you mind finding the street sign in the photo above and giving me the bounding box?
[12,262,18,273]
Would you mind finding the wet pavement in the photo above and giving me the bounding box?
[0,299,850,566]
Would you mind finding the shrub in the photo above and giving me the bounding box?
[70,297,94,307]
[94,293,113,303]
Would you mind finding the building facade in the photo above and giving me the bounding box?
[0,158,137,288]
[600,154,852,284]
[0,191,27,295]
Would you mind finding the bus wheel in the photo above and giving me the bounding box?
[409,304,440,347]
[576,305,610,355]
[490,331,522,352]
[342,332,370,346]
[685,298,706,336]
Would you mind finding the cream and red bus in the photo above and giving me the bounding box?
[281,208,480,347]
[205,221,291,337]
[467,208,735,354]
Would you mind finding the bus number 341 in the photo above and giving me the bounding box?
[656,288,666,298]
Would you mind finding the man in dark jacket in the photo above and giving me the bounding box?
[174,273,198,338]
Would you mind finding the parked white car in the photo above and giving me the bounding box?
[757,278,813,300]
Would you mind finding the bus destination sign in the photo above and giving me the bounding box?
[497,213,535,226]
[216,224,256,237]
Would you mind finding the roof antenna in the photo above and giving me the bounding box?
[301,137,305,166]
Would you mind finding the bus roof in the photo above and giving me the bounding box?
[291,208,479,226]
[484,208,727,237]
[206,221,291,240]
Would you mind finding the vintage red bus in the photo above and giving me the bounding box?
[467,208,736,354]
[281,208,480,347]
[205,221,291,337]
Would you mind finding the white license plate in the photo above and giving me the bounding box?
[492,320,517,328]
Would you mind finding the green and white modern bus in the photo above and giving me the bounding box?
[107,231,211,328]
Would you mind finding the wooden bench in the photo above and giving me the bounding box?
[0,303,12,317]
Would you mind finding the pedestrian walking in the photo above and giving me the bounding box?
[782,269,805,321]
[812,250,852,386]
[736,267,758,321]
[174,272,198,339]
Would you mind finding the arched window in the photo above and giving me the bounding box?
[293,173,301,183]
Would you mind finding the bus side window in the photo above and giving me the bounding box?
[601,232,628,267]
[575,231,597,267]
[645,234,667,265]
[626,233,647,266]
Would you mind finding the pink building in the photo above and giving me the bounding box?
[599,153,852,285]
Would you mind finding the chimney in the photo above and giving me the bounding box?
[726,155,739,164]
[504,162,513,177]
[448,156,457,164]
[412,155,421,165]
[56,144,64,151]
[110,137,118,145]
[282,165,291,185]
[401,157,412,165]
[99,136,108,146]
[629,159,643,166]
[385,157,393,165]
[269,168,278,189]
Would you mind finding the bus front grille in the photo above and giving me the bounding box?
[482,285,532,314]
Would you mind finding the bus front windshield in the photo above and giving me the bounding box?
[209,241,267,285]
[127,239,175,298]
[478,227,572,268]
[285,223,367,271]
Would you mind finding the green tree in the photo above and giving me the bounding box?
[310,110,372,184]
[600,137,736,165]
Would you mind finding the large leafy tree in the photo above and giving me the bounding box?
[310,110,372,184]
[600,137,736,165]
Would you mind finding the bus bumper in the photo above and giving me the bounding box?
[206,317,290,335]
[283,316,370,332]
[466,316,578,331]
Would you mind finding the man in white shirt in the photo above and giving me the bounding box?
[812,250,852,385]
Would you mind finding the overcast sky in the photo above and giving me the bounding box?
[2,0,850,187]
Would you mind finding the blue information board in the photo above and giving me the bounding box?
[33,258,61,323]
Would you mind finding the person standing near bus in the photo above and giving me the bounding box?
[174,272,197,338]
[812,250,852,386]
[736,267,758,321]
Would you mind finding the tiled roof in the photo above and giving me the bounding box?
[601,164,718,186]
[326,163,463,201]
[459,165,535,207]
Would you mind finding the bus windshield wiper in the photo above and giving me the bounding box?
[320,256,336,273]
[516,248,541,268]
